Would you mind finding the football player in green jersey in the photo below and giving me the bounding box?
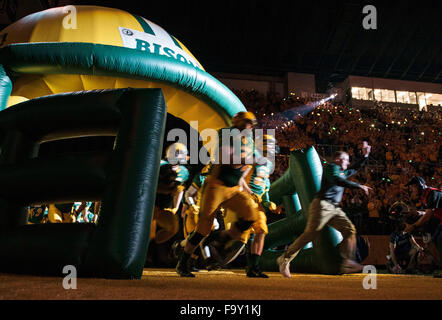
[151,143,190,244]
[176,111,261,277]
[242,134,279,278]
[27,204,48,224]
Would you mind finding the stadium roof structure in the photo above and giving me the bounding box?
[1,0,441,92]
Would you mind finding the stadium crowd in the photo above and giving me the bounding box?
[233,88,442,235]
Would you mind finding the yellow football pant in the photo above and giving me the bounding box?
[48,204,76,223]
[195,176,259,236]
[240,202,268,243]
[152,206,179,244]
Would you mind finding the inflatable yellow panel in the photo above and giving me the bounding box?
[9,74,226,133]
[7,95,28,107]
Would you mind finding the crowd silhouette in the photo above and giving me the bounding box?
[233,89,442,235]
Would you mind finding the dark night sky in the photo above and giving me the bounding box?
[5,0,442,91]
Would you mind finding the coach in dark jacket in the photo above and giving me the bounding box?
[277,142,372,277]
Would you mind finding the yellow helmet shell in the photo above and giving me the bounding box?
[1,5,202,70]
[232,111,257,128]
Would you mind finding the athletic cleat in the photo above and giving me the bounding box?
[340,259,364,274]
[246,267,269,278]
[277,255,291,278]
[175,259,195,278]
[171,240,184,259]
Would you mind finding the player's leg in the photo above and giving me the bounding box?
[246,207,269,278]
[180,205,205,272]
[176,180,231,277]
[183,206,198,238]
[221,191,259,240]
[208,191,260,265]
[154,208,179,244]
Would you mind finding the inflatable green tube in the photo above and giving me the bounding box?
[263,210,306,250]
[261,146,342,274]
[281,195,298,217]
[285,193,302,216]
[261,247,320,274]
[263,155,305,250]
[0,88,166,279]
[0,65,12,110]
[268,169,296,206]
[291,146,342,274]
[0,42,245,121]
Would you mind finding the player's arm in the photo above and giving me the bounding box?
[261,190,270,205]
[170,187,185,214]
[239,177,253,194]
[184,185,198,206]
[261,190,277,212]
[181,185,194,217]
[239,166,253,194]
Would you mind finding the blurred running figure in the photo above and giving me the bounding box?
[175,111,260,277]
[243,134,279,278]
[277,141,372,277]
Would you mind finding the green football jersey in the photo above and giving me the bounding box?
[249,158,273,196]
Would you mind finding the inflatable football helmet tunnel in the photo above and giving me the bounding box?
[0,6,246,279]
[0,6,344,278]
[0,88,167,279]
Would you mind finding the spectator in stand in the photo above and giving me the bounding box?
[405,176,442,277]
[232,88,440,237]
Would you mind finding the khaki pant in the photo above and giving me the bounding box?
[195,176,259,236]
[283,198,356,262]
